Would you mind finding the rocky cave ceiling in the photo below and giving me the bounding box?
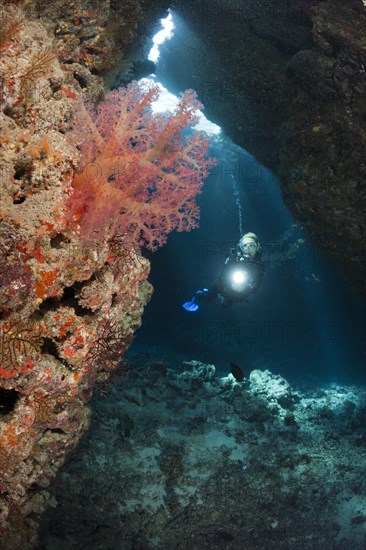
[149,0,366,298]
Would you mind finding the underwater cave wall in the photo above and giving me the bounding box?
[0,0,170,547]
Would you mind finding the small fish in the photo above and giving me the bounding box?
[230,361,244,382]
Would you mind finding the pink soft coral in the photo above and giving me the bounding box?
[66,81,215,251]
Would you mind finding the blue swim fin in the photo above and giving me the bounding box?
[182,300,199,312]
[182,288,209,312]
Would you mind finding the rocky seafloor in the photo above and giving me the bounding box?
[40,360,366,550]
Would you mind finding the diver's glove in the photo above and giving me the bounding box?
[196,288,209,297]
[182,288,208,312]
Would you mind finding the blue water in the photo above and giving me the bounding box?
[129,136,365,384]
[123,10,366,385]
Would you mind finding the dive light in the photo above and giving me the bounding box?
[229,268,249,292]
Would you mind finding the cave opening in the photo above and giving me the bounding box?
[123,7,366,385]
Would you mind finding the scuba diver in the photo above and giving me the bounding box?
[183,232,264,311]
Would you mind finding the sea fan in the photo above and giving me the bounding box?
[0,317,43,379]
[19,45,58,100]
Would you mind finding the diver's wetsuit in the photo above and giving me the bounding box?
[201,247,265,305]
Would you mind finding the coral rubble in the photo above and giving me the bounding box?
[40,361,366,549]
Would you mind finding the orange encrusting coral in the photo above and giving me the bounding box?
[35,270,58,299]
[0,8,216,543]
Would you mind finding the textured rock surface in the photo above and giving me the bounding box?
[1,0,214,545]
[0,2,160,547]
[40,360,366,549]
[159,0,366,297]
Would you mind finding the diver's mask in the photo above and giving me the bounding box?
[240,241,258,260]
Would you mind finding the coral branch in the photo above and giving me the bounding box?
[66,81,216,250]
